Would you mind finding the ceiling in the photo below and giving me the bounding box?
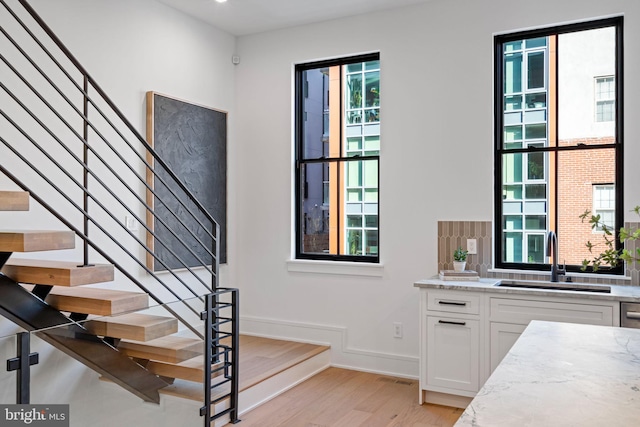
[155,0,432,36]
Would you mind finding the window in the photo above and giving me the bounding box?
[295,53,380,262]
[595,76,615,122]
[495,18,623,273]
[593,184,615,231]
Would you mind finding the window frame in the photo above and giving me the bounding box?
[294,53,381,263]
[493,17,624,274]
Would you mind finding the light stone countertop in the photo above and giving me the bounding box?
[414,276,640,302]
[455,320,640,426]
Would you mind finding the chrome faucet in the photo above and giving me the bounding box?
[546,230,565,282]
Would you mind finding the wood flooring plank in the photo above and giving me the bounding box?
[232,368,463,427]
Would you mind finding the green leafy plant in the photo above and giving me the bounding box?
[453,247,468,262]
[579,205,640,271]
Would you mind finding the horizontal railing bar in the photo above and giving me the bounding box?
[0,8,218,250]
[0,45,217,263]
[0,80,217,281]
[0,100,215,297]
[15,0,220,230]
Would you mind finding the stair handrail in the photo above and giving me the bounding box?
[0,0,225,339]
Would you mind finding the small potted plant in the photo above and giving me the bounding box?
[453,247,469,272]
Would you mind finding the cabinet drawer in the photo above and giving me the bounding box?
[427,290,480,315]
[490,297,615,326]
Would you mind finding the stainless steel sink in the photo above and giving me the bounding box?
[496,279,611,293]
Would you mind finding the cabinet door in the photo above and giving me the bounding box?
[426,316,479,393]
[490,322,527,372]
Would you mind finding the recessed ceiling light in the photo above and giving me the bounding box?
[215,0,227,3]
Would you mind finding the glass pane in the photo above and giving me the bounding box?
[364,230,378,255]
[364,188,378,202]
[524,201,546,213]
[365,60,380,70]
[347,111,362,124]
[526,37,547,49]
[347,161,362,187]
[525,123,546,139]
[504,41,522,52]
[365,71,380,107]
[365,108,380,123]
[525,215,546,229]
[503,184,522,199]
[558,27,616,146]
[364,203,377,214]
[504,126,523,143]
[502,153,523,182]
[503,232,523,262]
[365,215,378,228]
[504,112,522,125]
[527,152,545,180]
[347,189,362,201]
[504,215,523,230]
[346,203,362,214]
[525,184,546,199]
[347,230,362,255]
[505,95,522,111]
[363,160,378,187]
[347,74,363,109]
[347,63,362,73]
[364,136,380,153]
[524,110,546,123]
[504,53,522,93]
[527,234,545,263]
[557,148,616,266]
[347,215,362,227]
[347,137,361,151]
[503,202,522,214]
[525,92,546,108]
[527,51,545,89]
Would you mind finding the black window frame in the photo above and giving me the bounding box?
[295,52,381,263]
[494,17,624,274]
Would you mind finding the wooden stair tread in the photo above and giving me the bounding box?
[146,357,223,382]
[2,259,114,286]
[0,191,29,211]
[0,230,75,252]
[118,335,203,363]
[44,286,148,316]
[85,313,178,341]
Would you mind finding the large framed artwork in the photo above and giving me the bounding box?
[145,92,227,271]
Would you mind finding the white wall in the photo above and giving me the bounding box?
[234,0,640,376]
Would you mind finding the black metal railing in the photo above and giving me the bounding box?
[0,0,238,419]
[201,289,240,425]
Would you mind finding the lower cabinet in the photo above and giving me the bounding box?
[419,288,620,407]
[426,316,479,393]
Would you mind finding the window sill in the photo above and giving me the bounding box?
[287,259,384,277]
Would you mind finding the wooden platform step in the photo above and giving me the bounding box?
[145,356,223,382]
[0,230,75,252]
[117,335,203,364]
[2,259,114,286]
[43,286,148,316]
[84,313,178,342]
[0,191,29,211]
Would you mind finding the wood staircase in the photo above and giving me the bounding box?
[0,190,216,400]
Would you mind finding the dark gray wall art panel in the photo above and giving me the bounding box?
[151,93,226,271]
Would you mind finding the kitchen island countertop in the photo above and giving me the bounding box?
[455,320,640,426]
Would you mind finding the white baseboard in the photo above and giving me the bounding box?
[240,315,419,378]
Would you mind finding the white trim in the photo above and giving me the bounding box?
[286,259,384,276]
[240,315,418,378]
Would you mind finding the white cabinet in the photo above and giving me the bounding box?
[417,286,620,408]
[426,316,479,392]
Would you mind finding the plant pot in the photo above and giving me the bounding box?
[453,261,466,272]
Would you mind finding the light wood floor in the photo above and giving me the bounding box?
[228,367,463,427]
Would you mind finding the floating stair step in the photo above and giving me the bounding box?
[0,230,74,252]
[117,335,203,364]
[44,287,148,316]
[2,259,114,286]
[85,313,178,342]
[145,356,223,382]
[0,191,29,211]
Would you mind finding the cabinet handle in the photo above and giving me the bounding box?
[626,312,640,320]
[438,320,466,326]
[438,301,467,306]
